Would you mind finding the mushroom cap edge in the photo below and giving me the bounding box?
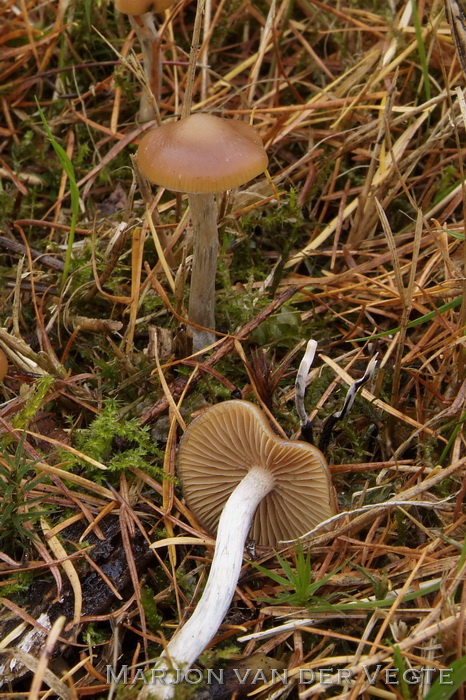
[177,400,336,547]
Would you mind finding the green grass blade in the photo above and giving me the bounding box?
[307,579,442,613]
[423,657,466,700]
[275,550,298,583]
[35,98,80,292]
[250,560,292,588]
[444,228,465,241]
[353,297,463,342]
[306,562,346,597]
[391,644,411,700]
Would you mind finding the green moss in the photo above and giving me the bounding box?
[70,399,164,481]
[12,376,56,431]
[1,570,35,597]
[140,586,162,633]
[85,622,112,645]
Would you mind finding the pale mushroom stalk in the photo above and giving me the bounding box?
[167,466,274,661]
[139,467,275,699]
[129,12,160,122]
[187,193,218,352]
[165,468,274,676]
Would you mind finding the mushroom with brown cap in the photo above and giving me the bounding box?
[137,113,268,352]
[139,399,335,699]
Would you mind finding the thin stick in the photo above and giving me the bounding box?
[125,224,146,354]
[146,207,175,292]
[181,0,205,118]
[200,0,211,102]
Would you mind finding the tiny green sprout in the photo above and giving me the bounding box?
[251,542,345,608]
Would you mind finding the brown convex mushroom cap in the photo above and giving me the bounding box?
[178,400,335,547]
[137,114,268,194]
[115,0,176,14]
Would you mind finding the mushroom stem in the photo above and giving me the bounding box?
[140,465,275,699]
[187,193,219,352]
[130,13,161,123]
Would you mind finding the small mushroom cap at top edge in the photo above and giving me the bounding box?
[178,400,336,547]
[115,0,177,15]
[137,113,268,194]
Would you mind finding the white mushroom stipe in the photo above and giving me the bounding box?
[140,466,275,699]
[166,466,274,659]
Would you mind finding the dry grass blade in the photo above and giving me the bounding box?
[40,519,82,627]
[28,615,67,700]
[289,455,466,546]
[2,647,71,700]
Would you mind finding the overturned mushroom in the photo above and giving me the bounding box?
[139,399,335,699]
[137,113,268,352]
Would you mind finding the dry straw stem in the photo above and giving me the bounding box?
[40,519,82,627]
[125,224,146,354]
[181,0,206,118]
[27,614,66,700]
[1,646,71,700]
[296,614,460,698]
[291,454,466,548]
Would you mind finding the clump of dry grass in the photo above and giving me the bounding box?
[0,0,465,699]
